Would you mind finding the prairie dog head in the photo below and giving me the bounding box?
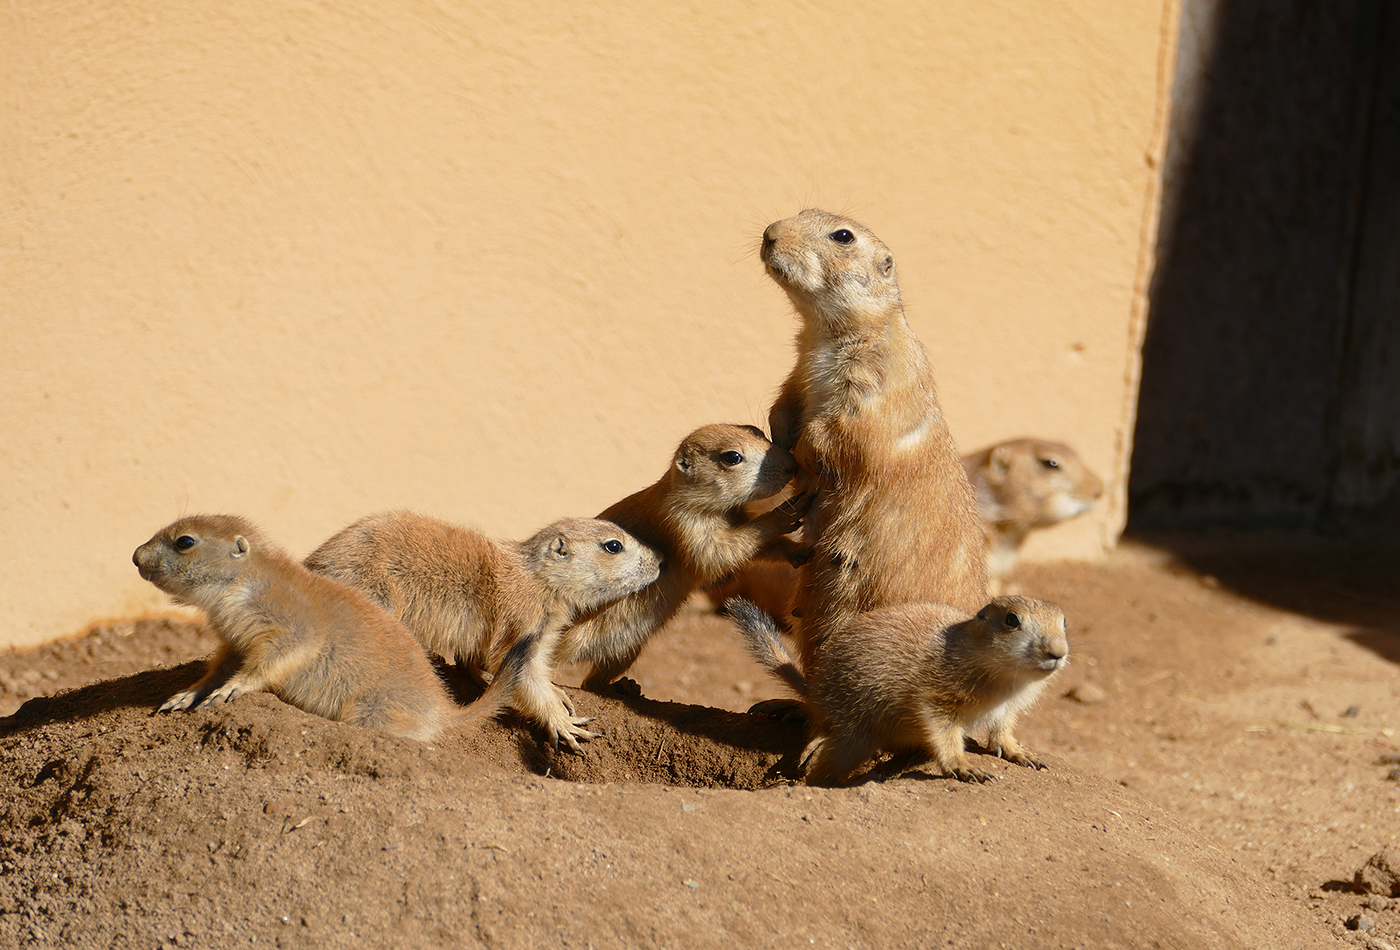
[760,209,900,328]
[520,517,662,614]
[965,439,1104,529]
[669,424,797,512]
[971,596,1070,677]
[133,514,268,609]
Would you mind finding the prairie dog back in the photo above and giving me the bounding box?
[304,510,660,751]
[305,511,659,670]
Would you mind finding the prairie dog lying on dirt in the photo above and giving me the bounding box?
[760,208,987,672]
[134,514,460,741]
[564,423,808,692]
[305,513,660,752]
[729,595,1068,785]
[963,439,1104,580]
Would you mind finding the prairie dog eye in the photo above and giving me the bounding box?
[830,229,855,245]
[174,535,197,551]
[1005,612,1021,630]
[719,451,744,466]
[1040,458,1060,469]
[602,539,623,555]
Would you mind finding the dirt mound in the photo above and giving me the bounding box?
[5,538,1397,948]
[0,656,1321,947]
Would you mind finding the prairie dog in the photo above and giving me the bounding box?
[762,209,987,671]
[708,438,1104,613]
[133,514,460,741]
[730,595,1068,785]
[304,513,660,752]
[564,423,808,691]
[963,439,1104,579]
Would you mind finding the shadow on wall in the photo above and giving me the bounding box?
[1129,0,1400,533]
[1124,0,1400,662]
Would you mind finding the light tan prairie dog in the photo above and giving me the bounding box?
[707,438,1104,615]
[729,595,1068,785]
[564,423,808,691]
[761,209,988,671]
[963,439,1104,580]
[134,514,460,742]
[304,512,660,752]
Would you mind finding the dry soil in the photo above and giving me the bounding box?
[1,534,1397,949]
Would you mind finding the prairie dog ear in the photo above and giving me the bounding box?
[233,536,251,558]
[877,254,894,278]
[675,449,693,476]
[552,536,571,559]
[988,445,1016,480]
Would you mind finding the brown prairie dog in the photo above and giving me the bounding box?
[707,438,1104,615]
[133,514,460,742]
[729,595,1068,785]
[564,423,808,691]
[761,209,988,670]
[304,513,660,752]
[963,439,1104,580]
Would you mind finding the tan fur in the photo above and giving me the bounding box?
[761,209,989,670]
[729,595,1068,785]
[963,439,1104,580]
[707,559,802,630]
[134,514,460,741]
[563,423,807,691]
[709,438,1103,613]
[304,512,660,751]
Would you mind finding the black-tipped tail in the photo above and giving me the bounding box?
[724,597,809,698]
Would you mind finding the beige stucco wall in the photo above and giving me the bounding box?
[2,1,1177,649]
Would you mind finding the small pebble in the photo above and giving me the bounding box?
[611,678,643,698]
[1344,706,1361,718]
[681,803,696,813]
[1356,845,1400,896]
[1387,768,1400,782]
[1064,683,1107,705]
[683,879,699,890]
[1346,914,1375,932]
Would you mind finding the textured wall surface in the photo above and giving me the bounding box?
[1132,0,1400,529]
[2,1,1176,647]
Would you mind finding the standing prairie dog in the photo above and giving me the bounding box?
[304,513,660,752]
[762,209,987,672]
[134,514,461,742]
[707,438,1105,616]
[729,595,1068,785]
[563,423,808,691]
[963,439,1104,580]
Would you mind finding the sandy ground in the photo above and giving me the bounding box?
[2,534,1397,948]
